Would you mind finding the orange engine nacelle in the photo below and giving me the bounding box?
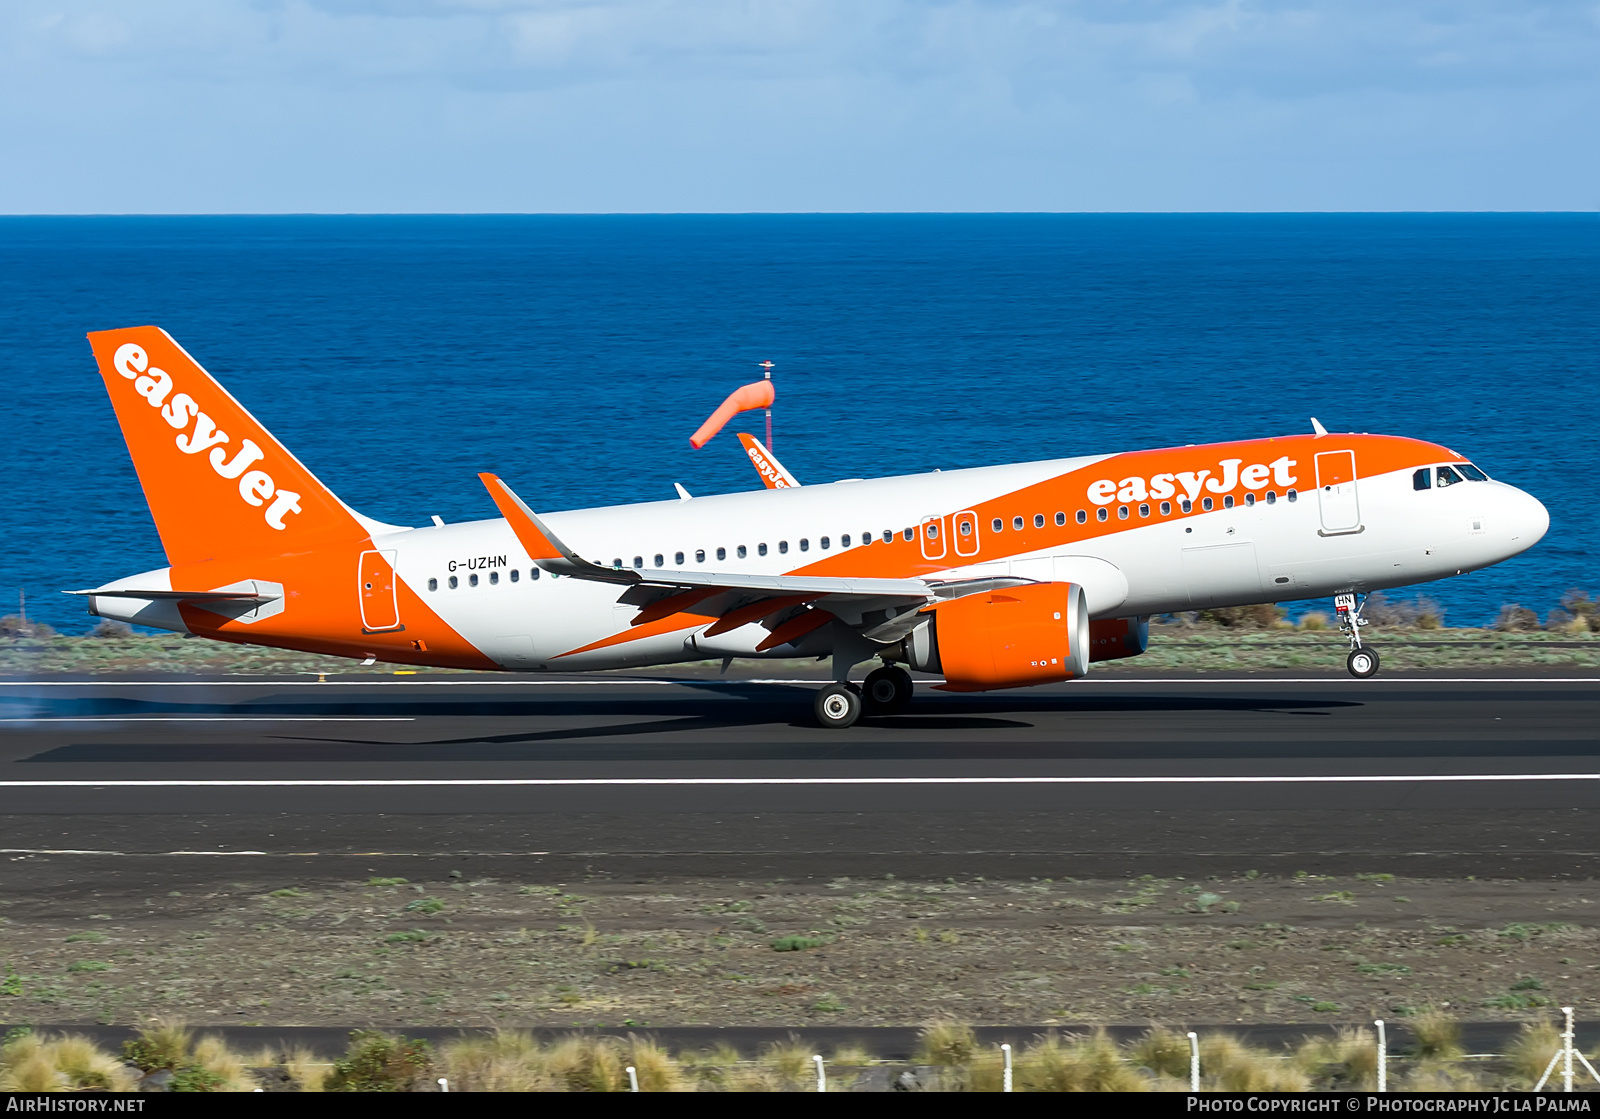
[1088,616,1150,663]
[908,582,1089,692]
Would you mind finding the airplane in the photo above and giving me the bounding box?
[74,326,1550,729]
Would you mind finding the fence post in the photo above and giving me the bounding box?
[1001,1043,1013,1093]
[627,1065,639,1092]
[1187,1031,1200,1092]
[1375,1019,1386,1092]
[814,1054,826,1092]
[1565,1006,1575,1093]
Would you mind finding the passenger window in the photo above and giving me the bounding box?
[992,518,1003,533]
[758,543,767,556]
[448,575,458,589]
[469,573,479,587]
[1436,466,1464,487]
[1202,497,1214,511]
[1012,516,1023,530]
[674,551,685,565]
[510,569,520,582]
[1287,489,1298,502]
[1181,500,1193,513]
[859,533,870,546]
[1055,512,1066,526]
[633,556,643,569]
[1096,508,1108,522]
[717,547,727,561]
[654,554,664,567]
[1118,506,1129,520]
[428,577,437,591]
[779,541,789,554]
[902,528,914,541]
[1413,468,1431,491]
[885,530,895,543]
[696,549,706,563]
[1459,462,1489,481]
[489,570,499,585]
[1033,514,1044,528]
[1076,510,1087,524]
[842,534,851,547]
[1265,491,1276,504]
[1160,501,1171,515]
[957,521,970,537]
[821,537,831,550]
[1139,503,1150,517]
[800,538,810,551]
[924,524,937,541]
[1223,495,1234,509]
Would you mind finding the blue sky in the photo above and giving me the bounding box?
[3,1,1596,212]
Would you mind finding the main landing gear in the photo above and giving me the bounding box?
[813,664,915,729]
[1335,592,1381,679]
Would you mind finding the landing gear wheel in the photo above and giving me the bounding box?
[814,683,863,729]
[1347,647,1380,679]
[862,665,914,715]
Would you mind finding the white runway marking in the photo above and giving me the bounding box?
[0,677,1595,688]
[0,773,1593,788]
[0,717,414,723]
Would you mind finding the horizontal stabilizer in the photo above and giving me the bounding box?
[66,588,279,603]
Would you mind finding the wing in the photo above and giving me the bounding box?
[477,473,936,647]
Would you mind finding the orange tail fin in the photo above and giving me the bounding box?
[87,326,368,567]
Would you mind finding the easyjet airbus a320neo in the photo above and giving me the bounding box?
[77,327,1549,727]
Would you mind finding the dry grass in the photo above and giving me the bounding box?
[916,1019,978,1066]
[0,1019,1588,1091]
[1296,1027,1379,1090]
[1408,1008,1465,1061]
[1017,1030,1150,1092]
[1505,1021,1564,1089]
[0,1032,139,1092]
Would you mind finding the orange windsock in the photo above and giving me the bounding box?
[689,380,776,449]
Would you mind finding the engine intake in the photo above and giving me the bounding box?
[908,581,1089,692]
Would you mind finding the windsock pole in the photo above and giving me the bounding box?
[760,360,774,450]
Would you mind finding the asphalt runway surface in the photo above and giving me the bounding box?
[0,673,1597,879]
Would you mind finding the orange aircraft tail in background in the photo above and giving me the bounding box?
[86,327,368,567]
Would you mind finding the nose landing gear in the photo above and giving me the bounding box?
[1335,592,1381,678]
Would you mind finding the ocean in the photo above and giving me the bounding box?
[1,214,1594,635]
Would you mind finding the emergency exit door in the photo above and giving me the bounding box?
[1314,450,1362,535]
[358,550,401,632]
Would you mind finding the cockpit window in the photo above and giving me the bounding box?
[1436,465,1465,487]
[1413,468,1431,491]
[1458,462,1489,481]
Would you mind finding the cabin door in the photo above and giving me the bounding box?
[358,550,401,632]
[1314,450,1362,534]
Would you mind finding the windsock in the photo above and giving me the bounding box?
[689,379,776,449]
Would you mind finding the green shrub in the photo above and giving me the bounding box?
[770,936,827,952]
[324,1031,432,1092]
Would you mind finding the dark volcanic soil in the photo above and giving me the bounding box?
[1,859,1596,1029]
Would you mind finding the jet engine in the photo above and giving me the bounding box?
[907,582,1089,692]
[1088,615,1150,663]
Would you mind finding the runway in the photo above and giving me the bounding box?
[0,674,1596,878]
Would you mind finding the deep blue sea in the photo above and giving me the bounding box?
[1,214,1594,634]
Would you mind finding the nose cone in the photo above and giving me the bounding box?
[1504,486,1549,554]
